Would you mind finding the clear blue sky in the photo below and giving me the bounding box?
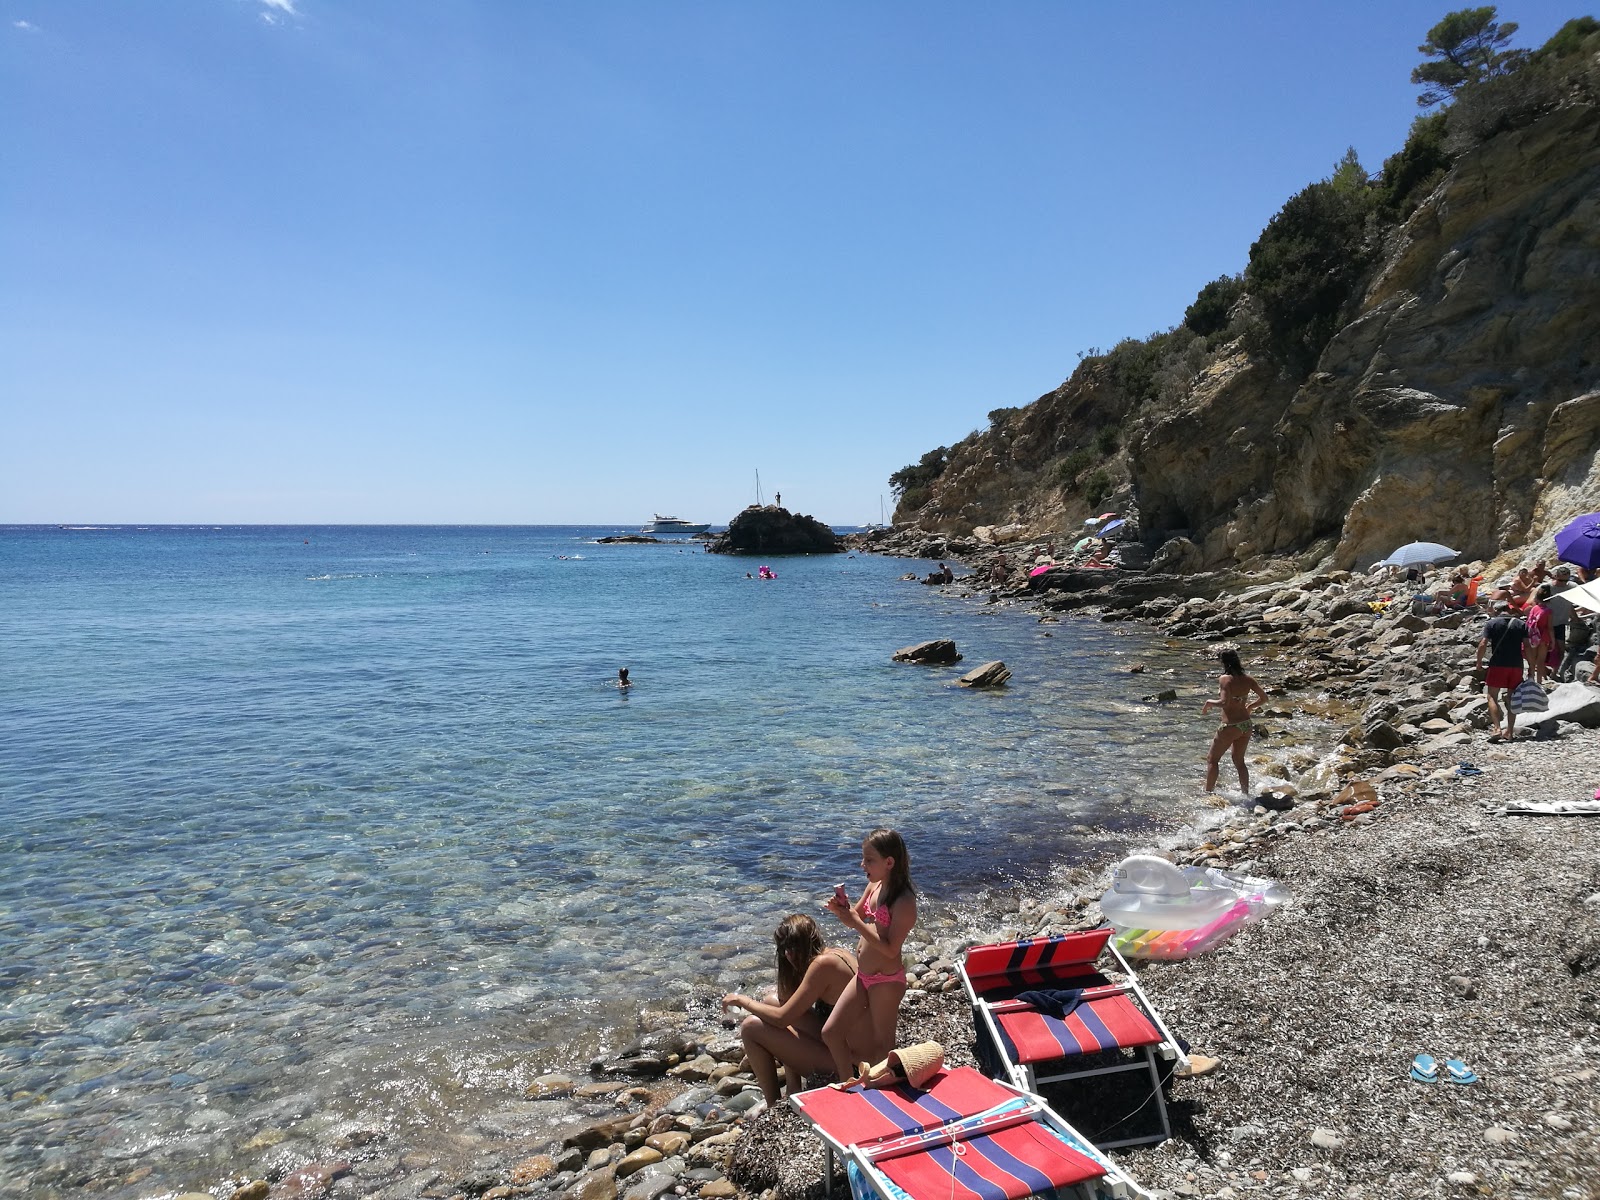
[2,1,1584,525]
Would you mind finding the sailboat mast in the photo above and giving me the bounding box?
[755,469,764,506]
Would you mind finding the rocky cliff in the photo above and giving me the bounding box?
[895,97,1600,576]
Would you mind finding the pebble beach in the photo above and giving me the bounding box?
[98,545,1600,1200]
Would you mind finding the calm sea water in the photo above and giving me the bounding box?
[1,525,1225,1197]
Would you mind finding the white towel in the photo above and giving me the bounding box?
[1498,799,1600,816]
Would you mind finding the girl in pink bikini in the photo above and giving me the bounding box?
[821,828,917,1081]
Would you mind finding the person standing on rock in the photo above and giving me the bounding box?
[720,914,863,1104]
[1476,601,1528,743]
[1201,648,1268,795]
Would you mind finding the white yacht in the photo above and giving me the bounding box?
[641,514,710,535]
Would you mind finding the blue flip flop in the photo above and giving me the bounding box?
[1443,1058,1479,1084]
[1456,763,1483,777]
[1410,1053,1439,1083]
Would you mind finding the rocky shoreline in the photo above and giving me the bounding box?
[201,544,1598,1200]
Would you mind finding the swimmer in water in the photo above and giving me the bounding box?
[617,667,631,688]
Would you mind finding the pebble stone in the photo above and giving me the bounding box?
[1310,1128,1344,1150]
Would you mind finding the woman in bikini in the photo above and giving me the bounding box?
[1201,648,1269,794]
[821,828,917,1081]
[720,914,864,1103]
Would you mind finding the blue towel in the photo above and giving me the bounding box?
[1012,988,1086,1019]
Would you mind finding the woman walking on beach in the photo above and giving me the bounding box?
[822,829,917,1082]
[1202,648,1268,795]
[720,915,864,1104]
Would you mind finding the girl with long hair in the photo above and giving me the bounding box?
[822,828,917,1080]
[720,914,862,1103]
[1201,648,1269,794]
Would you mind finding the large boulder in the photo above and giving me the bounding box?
[957,661,1011,688]
[709,506,841,555]
[892,640,962,664]
[1515,681,1600,728]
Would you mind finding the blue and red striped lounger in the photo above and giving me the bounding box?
[872,1120,1106,1200]
[791,1067,1017,1147]
[989,992,1163,1066]
[959,930,1179,1150]
[962,930,1115,995]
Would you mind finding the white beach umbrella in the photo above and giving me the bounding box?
[1555,579,1600,612]
[1378,541,1460,569]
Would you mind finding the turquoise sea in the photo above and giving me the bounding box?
[1,525,1221,1197]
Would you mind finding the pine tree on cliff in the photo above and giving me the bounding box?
[1411,6,1528,107]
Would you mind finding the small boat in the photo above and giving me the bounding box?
[640,514,710,535]
[863,494,891,530]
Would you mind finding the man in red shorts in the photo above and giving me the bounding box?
[1475,600,1528,743]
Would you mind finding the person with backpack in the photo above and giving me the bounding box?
[1475,601,1528,743]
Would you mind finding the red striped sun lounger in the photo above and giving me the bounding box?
[790,1068,1018,1192]
[990,992,1164,1064]
[790,1066,1016,1146]
[960,931,1180,1151]
[841,1098,1154,1200]
[874,1119,1105,1200]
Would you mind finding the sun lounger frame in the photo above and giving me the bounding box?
[841,1092,1153,1200]
[959,930,1182,1150]
[790,1069,1150,1200]
[788,1068,1024,1197]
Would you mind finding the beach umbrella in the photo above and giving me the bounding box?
[1072,536,1095,553]
[1028,563,1053,578]
[1556,578,1600,613]
[1378,541,1460,569]
[1554,512,1600,571]
[1099,518,1126,536]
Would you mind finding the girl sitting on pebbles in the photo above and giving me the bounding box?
[720,915,865,1104]
[822,828,918,1081]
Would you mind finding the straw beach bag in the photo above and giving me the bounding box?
[834,1041,946,1090]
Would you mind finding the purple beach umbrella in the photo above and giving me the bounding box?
[1554,511,1600,571]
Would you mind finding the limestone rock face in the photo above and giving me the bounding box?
[892,103,1600,572]
[709,506,841,555]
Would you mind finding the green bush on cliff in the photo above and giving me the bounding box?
[1183,274,1245,339]
[1377,112,1453,220]
[1535,14,1600,59]
[1443,16,1600,151]
[1243,151,1376,378]
[890,446,950,507]
[1057,447,1093,486]
[1083,469,1112,509]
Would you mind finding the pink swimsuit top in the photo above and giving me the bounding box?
[861,896,892,929]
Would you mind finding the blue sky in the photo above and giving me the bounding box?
[2,1,1584,525]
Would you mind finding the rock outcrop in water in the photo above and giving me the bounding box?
[709,506,841,555]
[887,86,1600,576]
